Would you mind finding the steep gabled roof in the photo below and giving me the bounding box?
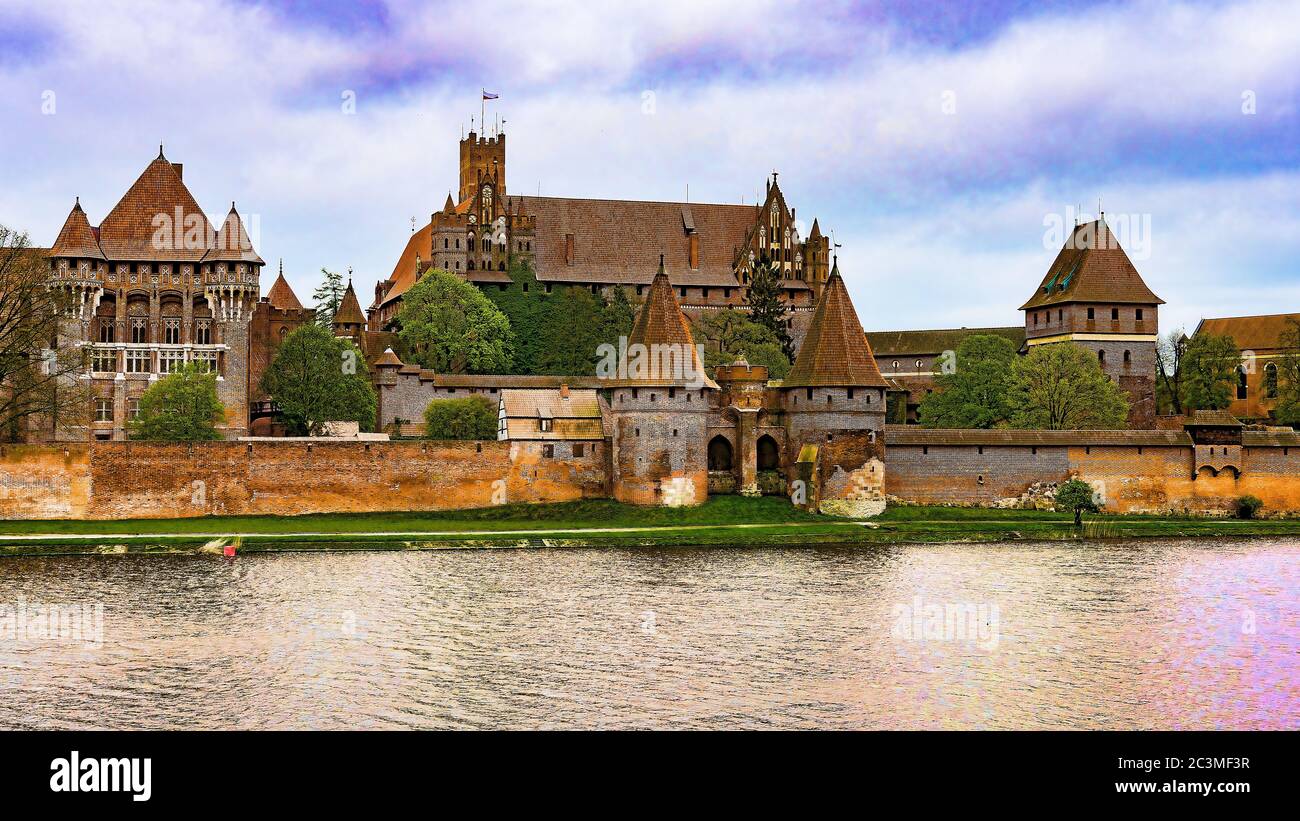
[97,151,214,262]
[784,263,890,388]
[1195,313,1300,352]
[1021,219,1163,310]
[266,265,304,311]
[205,204,264,264]
[335,279,367,326]
[625,259,717,388]
[377,223,431,309]
[49,199,105,260]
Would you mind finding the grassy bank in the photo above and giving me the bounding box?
[2,497,1299,556]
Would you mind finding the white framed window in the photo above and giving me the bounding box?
[164,318,181,344]
[192,351,218,374]
[128,398,141,419]
[131,318,148,344]
[159,349,184,374]
[94,398,113,422]
[126,350,151,374]
[92,348,117,373]
[194,320,212,345]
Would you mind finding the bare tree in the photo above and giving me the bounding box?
[1156,328,1188,415]
[0,225,90,441]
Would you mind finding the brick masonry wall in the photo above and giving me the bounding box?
[0,440,605,520]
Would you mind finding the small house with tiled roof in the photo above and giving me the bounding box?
[1021,217,1163,428]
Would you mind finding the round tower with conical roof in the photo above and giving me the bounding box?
[608,257,718,506]
[781,260,889,516]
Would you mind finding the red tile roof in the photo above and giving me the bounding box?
[266,269,303,311]
[379,224,431,308]
[206,205,264,264]
[96,152,215,262]
[49,200,105,260]
[335,280,367,326]
[625,261,716,388]
[784,266,890,388]
[1021,219,1163,310]
[1195,313,1300,352]
[866,325,1025,356]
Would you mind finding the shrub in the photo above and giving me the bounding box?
[424,395,497,440]
[1235,495,1263,519]
[1054,478,1100,527]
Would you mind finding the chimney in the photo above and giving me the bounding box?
[565,233,574,265]
[688,234,699,269]
[559,383,570,400]
[172,163,183,180]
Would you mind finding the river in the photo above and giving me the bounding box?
[0,538,1295,729]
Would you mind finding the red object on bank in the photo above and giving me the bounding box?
[223,544,236,557]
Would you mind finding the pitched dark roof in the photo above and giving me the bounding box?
[378,224,431,308]
[335,280,367,326]
[1243,429,1300,447]
[266,268,303,311]
[866,325,1025,357]
[49,200,105,260]
[96,153,214,262]
[783,266,889,388]
[513,195,754,287]
[205,204,264,264]
[1195,313,1300,352]
[625,261,716,388]
[1021,219,1163,310]
[1186,409,1243,428]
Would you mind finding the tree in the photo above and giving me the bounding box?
[918,334,1018,428]
[601,285,636,350]
[1156,329,1189,415]
[744,259,793,361]
[535,286,608,375]
[487,257,546,374]
[0,225,90,441]
[129,362,224,441]
[1009,344,1129,429]
[691,309,791,379]
[312,267,345,328]
[1055,478,1100,526]
[398,268,514,374]
[424,395,497,440]
[1271,319,1300,427]
[1180,332,1239,411]
[260,324,376,435]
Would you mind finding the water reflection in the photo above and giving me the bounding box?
[0,539,1295,729]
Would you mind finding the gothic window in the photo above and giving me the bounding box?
[159,350,184,374]
[126,350,150,373]
[194,320,211,345]
[1265,363,1279,398]
[1237,366,1248,400]
[98,322,114,343]
[164,318,181,345]
[131,318,148,344]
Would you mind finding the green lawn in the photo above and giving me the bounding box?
[1,496,1298,555]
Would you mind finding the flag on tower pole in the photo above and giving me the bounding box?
[481,89,498,134]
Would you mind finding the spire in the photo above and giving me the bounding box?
[783,264,889,388]
[334,277,367,328]
[51,198,105,260]
[443,191,455,212]
[625,258,716,388]
[267,264,304,311]
[206,202,264,264]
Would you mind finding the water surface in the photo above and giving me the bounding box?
[0,539,1295,729]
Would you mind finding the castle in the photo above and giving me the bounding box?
[13,129,1300,521]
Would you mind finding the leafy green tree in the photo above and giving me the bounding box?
[745,259,793,361]
[601,285,636,350]
[1271,319,1300,427]
[1009,344,1129,429]
[536,286,608,375]
[260,324,376,435]
[487,258,546,374]
[398,268,514,374]
[1181,332,1239,411]
[918,334,1018,428]
[424,395,498,440]
[313,267,345,328]
[1055,478,1100,526]
[691,308,791,379]
[130,362,224,441]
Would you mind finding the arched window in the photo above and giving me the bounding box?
[1265,363,1279,399]
[707,435,733,471]
[1098,349,1105,364]
[1237,365,1249,400]
[1123,349,1131,364]
[757,435,780,471]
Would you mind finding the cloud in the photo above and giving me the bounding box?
[0,0,1295,336]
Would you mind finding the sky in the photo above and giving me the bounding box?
[1,0,1297,338]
